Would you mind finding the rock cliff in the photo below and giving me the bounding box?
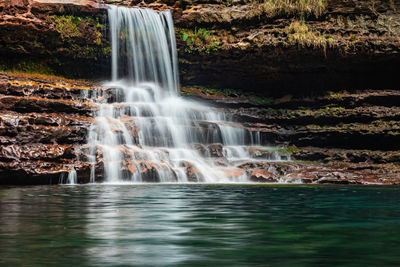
[1,0,399,92]
[0,0,399,184]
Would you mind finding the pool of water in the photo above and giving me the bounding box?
[1,184,400,266]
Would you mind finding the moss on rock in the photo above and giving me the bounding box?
[176,28,221,54]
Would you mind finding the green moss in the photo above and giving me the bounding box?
[0,60,54,75]
[51,15,81,38]
[323,105,345,111]
[177,28,221,54]
[190,85,241,97]
[180,88,192,96]
[328,91,344,101]
[51,15,105,46]
[277,146,299,154]
[103,46,112,56]
[250,96,274,105]
[225,1,232,7]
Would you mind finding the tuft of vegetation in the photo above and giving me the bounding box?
[177,28,221,54]
[224,0,232,7]
[0,69,92,84]
[51,15,105,45]
[103,46,112,56]
[51,15,82,38]
[285,21,336,50]
[191,85,242,97]
[277,146,299,154]
[262,0,327,18]
[328,91,344,101]
[250,96,274,105]
[0,60,55,76]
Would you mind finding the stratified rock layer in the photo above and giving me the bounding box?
[0,72,96,184]
[1,0,399,92]
[171,0,400,93]
[0,72,399,185]
[0,0,109,78]
[182,85,400,184]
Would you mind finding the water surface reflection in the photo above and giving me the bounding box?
[1,185,400,266]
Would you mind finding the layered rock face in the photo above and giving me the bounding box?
[0,0,109,78]
[96,0,400,92]
[183,86,400,184]
[0,72,398,185]
[0,72,96,184]
[1,0,399,92]
[0,0,399,184]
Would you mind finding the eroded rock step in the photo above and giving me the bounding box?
[73,142,291,183]
[231,106,400,125]
[0,73,98,183]
[178,85,400,183]
[0,73,399,184]
[185,87,400,150]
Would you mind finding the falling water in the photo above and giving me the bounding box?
[67,168,77,185]
[84,5,287,183]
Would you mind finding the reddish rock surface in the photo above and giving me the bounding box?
[0,72,399,185]
[0,1,399,184]
[0,72,97,184]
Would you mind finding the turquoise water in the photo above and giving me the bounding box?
[1,185,400,266]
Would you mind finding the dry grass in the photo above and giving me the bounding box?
[262,0,327,18]
[285,21,336,50]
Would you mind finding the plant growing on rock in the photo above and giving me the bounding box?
[178,28,221,54]
[51,15,105,45]
[51,15,82,38]
[49,15,107,60]
[285,21,336,51]
[263,0,327,18]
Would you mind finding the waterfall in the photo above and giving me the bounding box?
[67,168,77,185]
[85,5,286,183]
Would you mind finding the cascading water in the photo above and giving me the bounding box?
[85,5,287,183]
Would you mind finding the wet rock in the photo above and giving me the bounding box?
[249,169,278,183]
[208,143,223,157]
[192,143,207,156]
[0,73,97,184]
[0,144,73,160]
[181,161,202,182]
[222,168,246,179]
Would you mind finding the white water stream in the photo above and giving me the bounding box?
[81,5,286,183]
